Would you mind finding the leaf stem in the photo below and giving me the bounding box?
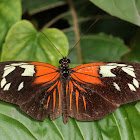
[42,12,70,29]
[68,0,83,64]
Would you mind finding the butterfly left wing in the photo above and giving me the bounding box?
[20,79,63,120]
[68,62,140,121]
[0,61,62,120]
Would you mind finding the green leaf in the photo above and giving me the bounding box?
[124,29,140,63]
[64,27,130,64]
[22,0,66,15]
[111,106,135,140]
[1,20,69,66]
[136,102,140,113]
[81,33,129,63]
[0,114,35,140]
[0,100,140,140]
[90,0,140,26]
[125,103,140,140]
[0,0,21,51]
[62,0,136,40]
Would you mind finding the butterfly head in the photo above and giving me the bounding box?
[59,57,70,68]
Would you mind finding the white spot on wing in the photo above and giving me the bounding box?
[4,65,11,70]
[99,66,117,77]
[128,65,133,68]
[107,63,127,67]
[11,63,28,66]
[20,65,35,76]
[122,67,136,77]
[106,63,117,66]
[124,67,134,71]
[128,83,136,91]
[1,78,6,88]
[3,66,15,78]
[133,78,139,88]
[113,82,121,91]
[116,64,127,67]
[3,83,11,91]
[18,82,24,91]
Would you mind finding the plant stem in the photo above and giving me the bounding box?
[68,0,83,64]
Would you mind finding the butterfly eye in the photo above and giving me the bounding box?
[59,59,63,64]
[67,59,71,63]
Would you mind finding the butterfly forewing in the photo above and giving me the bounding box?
[68,62,140,121]
[0,61,62,120]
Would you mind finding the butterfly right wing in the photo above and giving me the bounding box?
[0,61,63,120]
[67,62,140,121]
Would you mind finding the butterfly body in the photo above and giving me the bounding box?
[59,57,71,79]
[0,58,140,123]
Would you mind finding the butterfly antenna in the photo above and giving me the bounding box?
[29,21,64,58]
[68,18,99,56]
[40,30,64,57]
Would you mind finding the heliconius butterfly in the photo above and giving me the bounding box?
[0,20,140,124]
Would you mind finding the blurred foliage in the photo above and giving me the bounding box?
[0,0,140,139]
[90,0,140,26]
[0,0,21,55]
[1,20,68,66]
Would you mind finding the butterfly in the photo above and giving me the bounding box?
[0,57,140,123]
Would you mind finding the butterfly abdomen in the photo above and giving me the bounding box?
[60,77,69,124]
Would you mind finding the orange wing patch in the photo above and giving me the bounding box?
[76,90,79,112]
[71,63,105,71]
[66,83,68,95]
[34,72,59,85]
[46,81,62,111]
[46,96,50,109]
[82,96,86,111]
[30,62,60,85]
[71,63,106,85]
[73,81,87,93]
[46,81,58,92]
[53,89,56,112]
[30,62,59,70]
[69,81,73,110]
[57,81,62,109]
[68,81,88,112]
[71,73,102,85]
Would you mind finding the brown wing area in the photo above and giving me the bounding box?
[20,80,63,120]
[66,80,118,121]
[0,61,63,120]
[68,62,140,121]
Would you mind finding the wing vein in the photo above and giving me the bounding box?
[71,71,100,78]
[71,73,119,107]
[35,71,59,78]
[33,64,58,70]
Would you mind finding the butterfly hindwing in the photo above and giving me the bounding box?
[0,61,62,120]
[66,80,118,121]
[68,62,140,121]
[20,80,63,120]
